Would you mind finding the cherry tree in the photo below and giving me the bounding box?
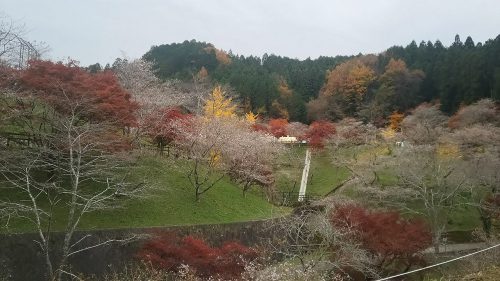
[448,99,499,129]
[225,125,280,197]
[395,146,469,253]
[0,15,47,68]
[401,103,448,145]
[174,116,234,201]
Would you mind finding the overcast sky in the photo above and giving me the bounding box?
[2,0,500,66]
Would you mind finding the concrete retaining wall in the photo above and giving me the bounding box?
[0,218,281,281]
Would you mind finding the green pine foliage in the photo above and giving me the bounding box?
[140,35,500,122]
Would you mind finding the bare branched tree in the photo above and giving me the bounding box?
[266,205,376,279]
[401,103,448,145]
[448,99,499,129]
[113,58,212,114]
[174,117,234,201]
[0,100,145,281]
[0,14,48,68]
[395,146,469,253]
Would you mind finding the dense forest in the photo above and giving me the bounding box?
[136,35,500,124]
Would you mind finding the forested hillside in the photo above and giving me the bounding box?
[141,35,500,124]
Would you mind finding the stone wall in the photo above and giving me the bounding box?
[0,218,282,281]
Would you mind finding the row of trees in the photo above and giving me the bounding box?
[135,35,500,123]
[327,98,500,254]
[0,58,144,280]
[138,40,349,122]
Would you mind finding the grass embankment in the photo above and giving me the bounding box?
[1,155,289,233]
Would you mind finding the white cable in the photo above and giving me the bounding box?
[375,243,500,281]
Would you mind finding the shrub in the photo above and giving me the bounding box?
[330,204,432,273]
[136,233,259,280]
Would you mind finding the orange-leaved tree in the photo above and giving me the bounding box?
[268,118,288,138]
[389,111,404,132]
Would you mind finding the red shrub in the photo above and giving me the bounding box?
[136,233,259,280]
[330,204,431,271]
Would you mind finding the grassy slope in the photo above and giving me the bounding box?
[2,155,288,233]
[1,144,481,233]
[275,146,350,196]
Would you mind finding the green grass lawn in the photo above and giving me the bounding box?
[1,155,289,233]
[275,146,350,196]
[0,143,485,235]
[308,151,350,196]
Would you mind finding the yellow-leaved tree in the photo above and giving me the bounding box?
[245,112,258,124]
[204,85,237,119]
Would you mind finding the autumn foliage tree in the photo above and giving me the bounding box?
[308,57,376,120]
[330,204,432,273]
[18,60,137,127]
[371,59,425,118]
[203,85,237,118]
[305,120,336,149]
[389,111,404,132]
[144,107,191,156]
[136,233,258,280]
[268,118,288,138]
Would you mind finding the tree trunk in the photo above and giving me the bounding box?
[433,233,441,254]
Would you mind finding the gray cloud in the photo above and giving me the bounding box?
[2,0,499,65]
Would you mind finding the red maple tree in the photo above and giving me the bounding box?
[330,204,431,272]
[136,233,259,280]
[18,60,138,127]
[305,120,336,149]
